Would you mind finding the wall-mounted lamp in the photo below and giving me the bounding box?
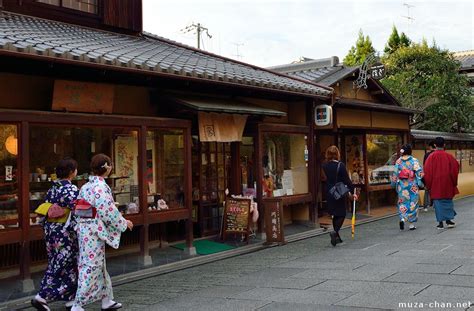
[5,135,18,156]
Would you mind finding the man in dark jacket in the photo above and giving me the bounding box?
[424,137,459,229]
[422,141,436,211]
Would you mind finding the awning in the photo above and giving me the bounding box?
[172,97,287,117]
[411,130,474,142]
[335,99,422,115]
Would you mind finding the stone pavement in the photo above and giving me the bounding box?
[18,196,474,310]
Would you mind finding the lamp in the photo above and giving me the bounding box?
[5,135,17,156]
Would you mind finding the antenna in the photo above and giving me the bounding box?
[232,42,244,60]
[402,2,415,22]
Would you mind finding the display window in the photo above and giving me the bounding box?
[367,134,402,185]
[146,129,186,211]
[241,137,256,197]
[262,133,308,197]
[28,126,140,226]
[344,135,365,185]
[0,124,19,230]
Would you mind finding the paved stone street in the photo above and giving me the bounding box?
[22,196,474,310]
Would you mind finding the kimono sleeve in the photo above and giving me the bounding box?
[413,158,424,187]
[391,159,401,188]
[58,183,79,209]
[423,156,433,190]
[94,184,127,233]
[449,155,459,187]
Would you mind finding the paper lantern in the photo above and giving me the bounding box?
[5,135,18,155]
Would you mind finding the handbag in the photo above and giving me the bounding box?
[328,162,350,200]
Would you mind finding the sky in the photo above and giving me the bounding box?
[143,0,474,68]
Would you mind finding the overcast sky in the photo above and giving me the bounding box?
[143,0,473,67]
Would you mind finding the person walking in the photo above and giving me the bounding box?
[322,146,358,246]
[422,141,436,212]
[391,144,423,231]
[71,154,133,311]
[31,158,79,311]
[424,137,459,229]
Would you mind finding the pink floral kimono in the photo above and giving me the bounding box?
[73,176,127,308]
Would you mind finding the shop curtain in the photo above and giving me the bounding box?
[198,112,247,142]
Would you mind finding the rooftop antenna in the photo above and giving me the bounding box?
[232,42,244,60]
[402,2,415,23]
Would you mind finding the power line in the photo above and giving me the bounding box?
[181,22,212,50]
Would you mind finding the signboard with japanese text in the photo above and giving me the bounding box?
[52,80,114,113]
[263,198,285,244]
[221,197,251,243]
[369,63,385,80]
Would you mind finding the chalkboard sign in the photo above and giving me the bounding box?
[221,197,251,243]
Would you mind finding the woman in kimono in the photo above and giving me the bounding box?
[391,144,424,231]
[71,154,133,311]
[31,158,79,311]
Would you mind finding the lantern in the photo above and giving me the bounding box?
[5,135,18,156]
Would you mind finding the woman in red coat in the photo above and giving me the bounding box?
[423,137,459,229]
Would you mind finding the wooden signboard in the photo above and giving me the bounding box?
[52,80,115,113]
[221,197,251,243]
[263,198,285,244]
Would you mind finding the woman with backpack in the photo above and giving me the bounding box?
[322,146,358,247]
[391,144,424,231]
[31,158,79,311]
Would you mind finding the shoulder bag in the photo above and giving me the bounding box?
[329,162,350,200]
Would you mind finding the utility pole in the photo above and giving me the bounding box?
[181,22,212,49]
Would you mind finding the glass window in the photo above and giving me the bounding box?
[29,126,139,226]
[345,135,365,185]
[262,133,308,197]
[36,0,98,14]
[241,137,256,197]
[367,134,403,185]
[0,124,19,230]
[146,129,186,211]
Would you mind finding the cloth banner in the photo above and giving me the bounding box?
[198,112,247,142]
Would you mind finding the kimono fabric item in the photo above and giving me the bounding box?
[433,199,457,222]
[73,176,128,308]
[38,179,79,302]
[391,156,423,224]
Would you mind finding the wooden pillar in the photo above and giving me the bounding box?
[255,125,264,233]
[230,142,241,195]
[307,101,317,223]
[363,133,370,214]
[138,125,151,266]
[184,127,195,255]
[19,121,34,292]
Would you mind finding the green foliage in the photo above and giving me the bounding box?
[384,26,411,55]
[382,42,473,132]
[343,30,376,66]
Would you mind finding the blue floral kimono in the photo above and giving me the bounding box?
[38,180,79,302]
[391,156,424,223]
[73,176,128,308]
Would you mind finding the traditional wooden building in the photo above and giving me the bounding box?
[270,56,420,218]
[0,1,333,287]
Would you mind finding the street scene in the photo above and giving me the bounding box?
[0,0,473,310]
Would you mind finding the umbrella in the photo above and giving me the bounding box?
[351,191,357,239]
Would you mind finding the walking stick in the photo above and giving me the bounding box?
[351,189,357,239]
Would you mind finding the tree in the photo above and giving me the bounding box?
[343,30,376,66]
[384,26,411,55]
[382,42,473,132]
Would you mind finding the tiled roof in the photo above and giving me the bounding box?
[454,50,474,71]
[269,56,357,87]
[411,130,474,142]
[0,11,331,97]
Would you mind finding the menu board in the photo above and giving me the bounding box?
[221,198,251,243]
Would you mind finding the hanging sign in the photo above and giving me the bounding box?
[369,63,386,80]
[314,104,332,126]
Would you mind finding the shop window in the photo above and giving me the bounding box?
[262,133,308,197]
[345,135,365,185]
[367,134,402,185]
[36,0,98,14]
[29,126,139,226]
[0,124,19,230]
[146,129,186,211]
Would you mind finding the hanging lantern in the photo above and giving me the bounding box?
[5,135,18,155]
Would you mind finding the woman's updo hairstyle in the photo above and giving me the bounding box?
[400,144,412,156]
[56,157,78,179]
[90,153,112,176]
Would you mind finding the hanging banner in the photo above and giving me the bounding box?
[198,112,247,142]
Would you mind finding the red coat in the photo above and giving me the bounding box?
[424,150,459,199]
